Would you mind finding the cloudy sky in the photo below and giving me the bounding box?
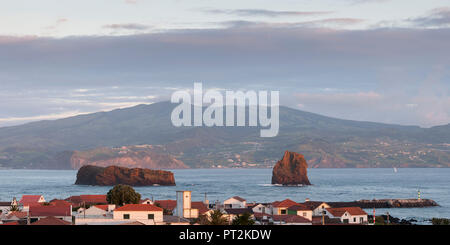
[0,0,449,127]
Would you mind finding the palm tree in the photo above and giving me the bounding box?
[208,210,228,225]
[232,212,255,225]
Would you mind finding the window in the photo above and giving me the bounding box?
[353,217,356,222]
[123,214,130,219]
[280,209,287,215]
[303,212,307,217]
[148,214,154,220]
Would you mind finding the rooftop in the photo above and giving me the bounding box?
[114,204,163,212]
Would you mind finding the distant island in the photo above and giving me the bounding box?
[75,165,176,186]
[0,101,448,169]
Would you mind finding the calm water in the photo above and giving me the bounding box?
[0,168,449,224]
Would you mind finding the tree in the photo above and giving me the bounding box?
[106,184,141,206]
[232,212,255,225]
[207,210,228,225]
[154,202,173,215]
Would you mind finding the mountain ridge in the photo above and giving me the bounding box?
[0,101,448,169]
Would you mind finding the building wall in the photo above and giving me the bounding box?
[113,211,163,223]
[223,199,246,209]
[312,203,331,216]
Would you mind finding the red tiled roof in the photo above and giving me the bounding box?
[49,199,72,207]
[80,195,107,204]
[115,204,163,212]
[326,207,367,217]
[191,202,210,214]
[231,196,246,202]
[29,206,72,217]
[19,195,43,205]
[65,195,107,205]
[6,211,28,219]
[272,199,299,208]
[154,200,176,211]
[31,216,71,225]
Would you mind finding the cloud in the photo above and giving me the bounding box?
[125,0,138,4]
[203,9,332,17]
[221,18,364,29]
[0,25,448,127]
[408,7,450,28]
[103,23,152,31]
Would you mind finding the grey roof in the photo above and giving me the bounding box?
[163,215,190,223]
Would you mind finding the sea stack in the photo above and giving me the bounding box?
[75,165,176,186]
[272,151,311,186]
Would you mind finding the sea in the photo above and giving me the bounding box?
[0,168,449,224]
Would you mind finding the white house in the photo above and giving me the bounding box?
[251,203,271,214]
[303,201,331,216]
[326,207,368,224]
[76,204,115,218]
[113,204,163,225]
[223,196,247,209]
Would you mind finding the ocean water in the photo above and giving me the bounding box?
[0,168,449,224]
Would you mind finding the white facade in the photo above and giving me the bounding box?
[326,210,368,224]
[76,205,115,218]
[223,197,246,209]
[113,210,163,223]
[292,210,313,221]
[252,204,271,214]
[311,203,331,216]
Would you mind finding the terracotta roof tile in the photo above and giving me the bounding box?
[6,211,28,219]
[191,202,210,214]
[29,206,72,217]
[326,207,367,217]
[154,200,176,211]
[272,199,299,208]
[114,204,163,212]
[31,216,71,225]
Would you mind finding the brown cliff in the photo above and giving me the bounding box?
[70,145,188,170]
[272,151,311,186]
[75,165,176,186]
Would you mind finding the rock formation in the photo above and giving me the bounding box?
[75,165,176,186]
[272,151,311,185]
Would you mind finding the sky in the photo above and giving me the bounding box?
[0,0,449,127]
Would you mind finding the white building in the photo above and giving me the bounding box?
[76,204,115,218]
[303,201,331,216]
[223,196,247,209]
[251,203,271,214]
[113,204,163,225]
[326,207,368,224]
